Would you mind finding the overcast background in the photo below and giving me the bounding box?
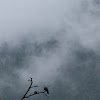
[0,0,100,100]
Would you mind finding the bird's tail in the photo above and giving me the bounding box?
[47,90,49,94]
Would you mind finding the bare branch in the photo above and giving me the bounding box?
[23,91,49,99]
[21,77,49,100]
[31,85,39,88]
[21,77,33,100]
[43,92,49,97]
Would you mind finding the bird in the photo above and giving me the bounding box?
[44,87,49,94]
[34,91,38,94]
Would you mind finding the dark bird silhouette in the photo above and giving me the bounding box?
[44,87,49,94]
[34,91,38,94]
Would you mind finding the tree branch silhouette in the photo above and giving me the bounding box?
[21,77,49,100]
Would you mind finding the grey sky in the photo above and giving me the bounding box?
[0,0,100,100]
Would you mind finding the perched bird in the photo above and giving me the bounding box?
[44,87,49,94]
[34,91,38,94]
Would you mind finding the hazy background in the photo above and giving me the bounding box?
[0,0,100,100]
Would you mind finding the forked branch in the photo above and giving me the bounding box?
[21,77,49,100]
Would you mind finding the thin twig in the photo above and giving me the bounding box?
[43,92,49,97]
[21,77,33,100]
[31,85,39,88]
[25,91,47,98]
[48,80,56,88]
[21,77,49,100]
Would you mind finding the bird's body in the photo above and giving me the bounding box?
[34,91,38,94]
[44,87,49,94]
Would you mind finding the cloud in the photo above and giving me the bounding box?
[0,0,100,100]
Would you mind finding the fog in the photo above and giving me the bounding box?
[0,0,100,100]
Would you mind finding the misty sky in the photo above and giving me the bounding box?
[0,0,100,100]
